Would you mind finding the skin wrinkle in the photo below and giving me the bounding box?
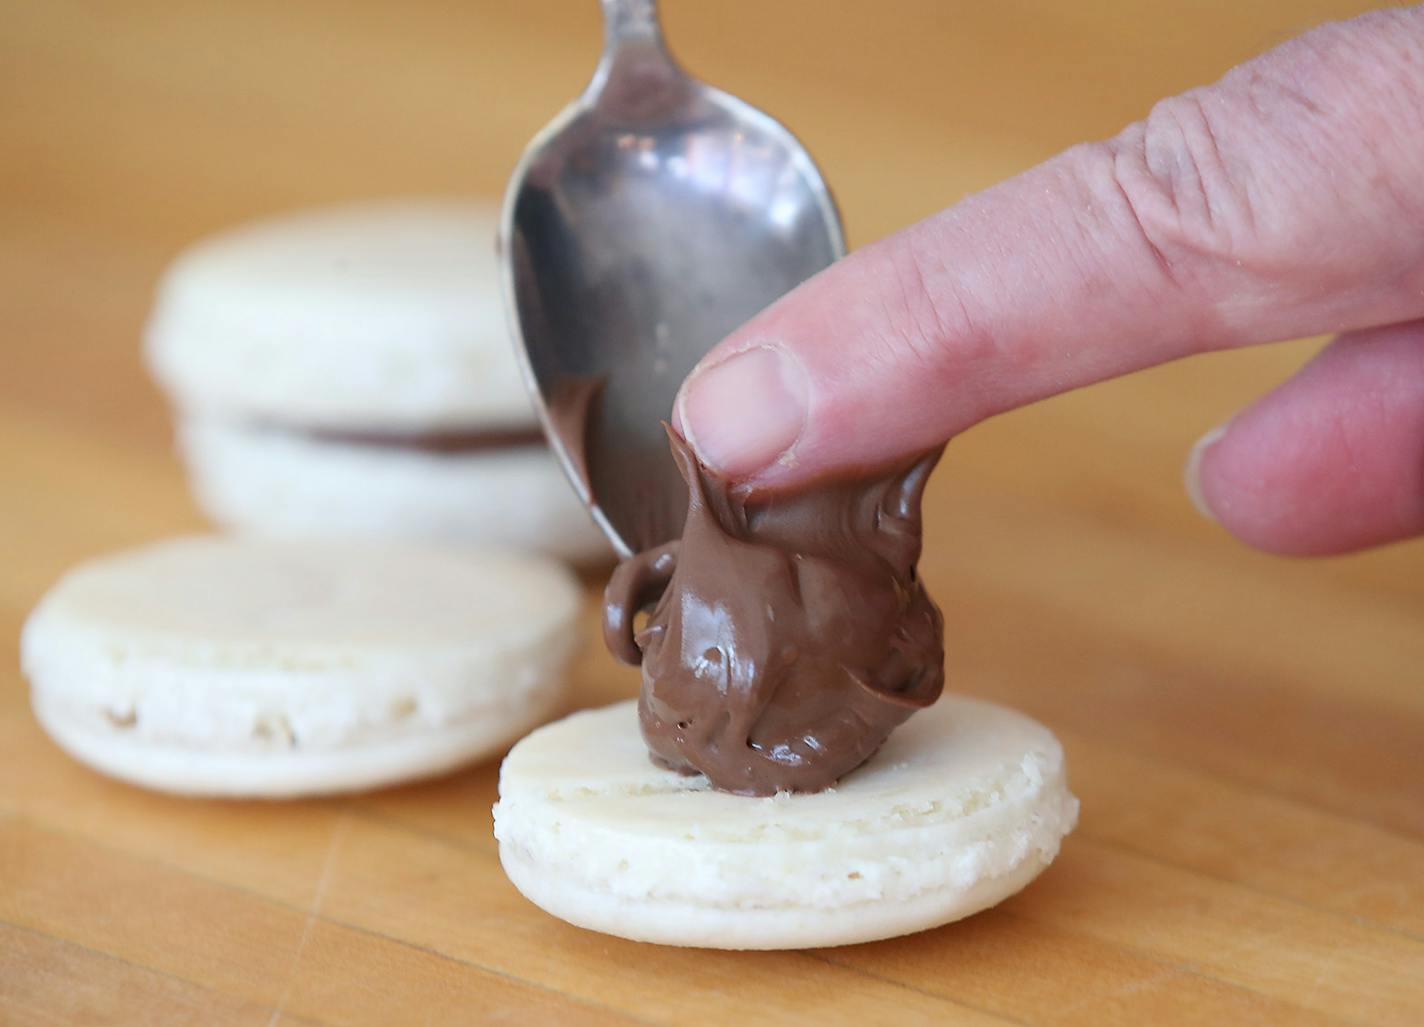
[1333,9,1424,102]
[901,144,1189,423]
[867,257,942,386]
[1114,7,1424,304]
[1105,137,1181,292]
[1104,15,1424,339]
[975,142,1213,398]
[1248,13,1424,254]
[850,219,1008,431]
[1183,94,1241,239]
[1356,23,1424,230]
[955,158,1119,399]
[887,232,966,381]
[1095,133,1239,364]
[1130,93,1262,272]
[874,230,1009,428]
[1060,157,1139,301]
[1163,97,1224,238]
[1252,70,1326,119]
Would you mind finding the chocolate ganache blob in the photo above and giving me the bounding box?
[603,429,945,796]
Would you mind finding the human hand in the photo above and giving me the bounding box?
[673,8,1424,556]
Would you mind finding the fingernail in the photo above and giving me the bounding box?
[677,346,808,477]
[1184,423,1229,523]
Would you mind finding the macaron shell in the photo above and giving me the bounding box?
[176,417,610,564]
[493,696,1079,949]
[500,830,1051,951]
[33,694,562,799]
[144,200,532,431]
[22,536,582,797]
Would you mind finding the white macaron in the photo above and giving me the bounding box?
[493,695,1078,949]
[144,199,607,562]
[21,535,582,797]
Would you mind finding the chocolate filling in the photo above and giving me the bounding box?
[269,423,546,454]
[603,429,945,796]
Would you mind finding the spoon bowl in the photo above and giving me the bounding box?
[501,0,844,557]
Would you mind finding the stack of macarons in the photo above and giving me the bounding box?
[23,199,597,799]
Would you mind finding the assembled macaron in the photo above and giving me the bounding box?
[144,200,607,563]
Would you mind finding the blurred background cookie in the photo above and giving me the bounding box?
[144,199,609,563]
[21,535,581,797]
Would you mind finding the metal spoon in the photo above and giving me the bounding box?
[500,0,844,558]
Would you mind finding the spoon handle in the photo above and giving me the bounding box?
[590,0,684,116]
[600,0,664,45]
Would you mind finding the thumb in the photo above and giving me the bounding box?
[674,9,1424,487]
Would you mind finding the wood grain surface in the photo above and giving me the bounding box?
[3,2,1422,1024]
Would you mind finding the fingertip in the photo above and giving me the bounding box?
[1183,423,1229,524]
[675,344,809,480]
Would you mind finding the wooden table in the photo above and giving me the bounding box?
[3,2,1421,1024]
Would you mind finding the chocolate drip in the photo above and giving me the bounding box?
[604,429,944,796]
